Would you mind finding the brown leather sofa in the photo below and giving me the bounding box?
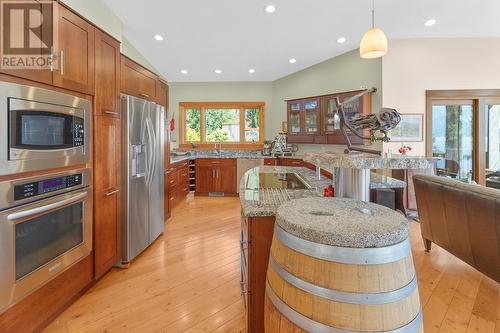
[413,175,500,283]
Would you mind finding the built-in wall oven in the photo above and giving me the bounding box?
[0,168,92,314]
[0,82,91,176]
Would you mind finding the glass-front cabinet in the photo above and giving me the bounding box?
[288,102,301,134]
[287,98,320,143]
[304,99,319,134]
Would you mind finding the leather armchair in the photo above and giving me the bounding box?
[413,175,500,284]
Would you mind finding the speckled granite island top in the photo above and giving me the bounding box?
[276,197,409,248]
[239,166,330,217]
[304,151,433,169]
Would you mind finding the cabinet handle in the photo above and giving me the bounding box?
[104,110,118,116]
[50,46,54,72]
[105,189,119,196]
[170,180,175,184]
[212,169,215,178]
[139,93,149,98]
[182,173,188,177]
[60,50,64,75]
[211,161,221,164]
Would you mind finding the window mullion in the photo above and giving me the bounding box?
[240,106,245,143]
[200,106,206,143]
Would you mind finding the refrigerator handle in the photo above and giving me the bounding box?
[145,117,156,187]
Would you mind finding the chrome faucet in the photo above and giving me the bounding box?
[215,142,223,156]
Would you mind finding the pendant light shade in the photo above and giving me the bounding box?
[360,0,387,59]
[360,27,387,59]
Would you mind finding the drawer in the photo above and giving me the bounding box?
[264,158,277,166]
[167,171,178,187]
[172,160,190,170]
[179,183,190,196]
[179,167,189,184]
[279,158,304,167]
[196,158,236,167]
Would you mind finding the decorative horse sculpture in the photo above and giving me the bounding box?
[334,87,401,155]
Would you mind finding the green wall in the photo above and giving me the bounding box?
[169,49,382,151]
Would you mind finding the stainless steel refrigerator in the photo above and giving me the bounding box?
[121,94,165,264]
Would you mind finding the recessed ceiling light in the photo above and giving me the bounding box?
[337,37,346,44]
[424,19,436,27]
[181,70,188,75]
[248,69,256,74]
[264,5,276,13]
[289,58,297,64]
[154,34,164,41]
[214,69,222,74]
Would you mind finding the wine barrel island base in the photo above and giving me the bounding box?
[264,197,423,333]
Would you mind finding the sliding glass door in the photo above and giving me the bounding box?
[427,90,500,188]
[430,101,474,182]
[485,102,500,189]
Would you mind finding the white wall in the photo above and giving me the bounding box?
[61,0,159,74]
[383,38,500,155]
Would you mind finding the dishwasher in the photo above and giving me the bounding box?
[236,159,264,193]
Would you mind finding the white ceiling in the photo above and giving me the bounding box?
[103,0,500,82]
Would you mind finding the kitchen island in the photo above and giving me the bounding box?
[304,151,432,201]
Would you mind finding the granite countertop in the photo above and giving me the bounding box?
[370,173,406,189]
[239,166,331,217]
[276,197,409,248]
[169,151,306,167]
[304,151,433,169]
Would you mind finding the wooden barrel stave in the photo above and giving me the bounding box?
[267,262,421,331]
[265,226,422,332]
[271,234,416,293]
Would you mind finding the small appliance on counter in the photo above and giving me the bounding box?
[262,141,271,156]
[270,133,298,157]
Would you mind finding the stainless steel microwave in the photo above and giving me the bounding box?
[0,82,91,175]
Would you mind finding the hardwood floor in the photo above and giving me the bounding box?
[44,196,500,333]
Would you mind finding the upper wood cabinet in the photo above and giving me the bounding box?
[286,90,372,144]
[53,5,95,94]
[95,30,120,118]
[156,79,168,108]
[121,55,158,100]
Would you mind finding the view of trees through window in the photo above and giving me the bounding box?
[182,103,263,144]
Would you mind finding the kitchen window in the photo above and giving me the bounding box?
[179,102,265,148]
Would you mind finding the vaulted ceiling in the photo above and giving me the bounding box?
[103,0,500,82]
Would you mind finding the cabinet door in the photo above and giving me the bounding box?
[53,5,95,94]
[288,101,302,134]
[93,115,121,279]
[95,30,120,117]
[156,79,168,109]
[303,98,319,134]
[195,165,215,194]
[164,174,170,219]
[216,165,237,194]
[121,56,158,100]
[0,0,53,84]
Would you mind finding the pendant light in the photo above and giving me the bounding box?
[360,0,387,59]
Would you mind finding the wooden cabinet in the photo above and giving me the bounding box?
[165,160,190,214]
[121,55,158,100]
[156,79,168,109]
[241,215,276,333]
[93,116,121,279]
[94,30,120,117]
[195,159,237,196]
[286,90,372,144]
[263,158,277,166]
[53,5,95,94]
[0,2,95,94]
[93,30,121,279]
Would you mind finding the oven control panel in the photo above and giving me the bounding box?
[14,174,83,201]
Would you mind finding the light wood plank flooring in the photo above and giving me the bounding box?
[44,196,500,333]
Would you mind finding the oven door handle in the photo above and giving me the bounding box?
[7,191,88,222]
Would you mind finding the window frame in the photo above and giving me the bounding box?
[179,101,265,149]
[425,89,500,185]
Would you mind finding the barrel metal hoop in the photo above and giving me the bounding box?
[274,224,411,265]
[266,281,423,333]
[269,255,417,305]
